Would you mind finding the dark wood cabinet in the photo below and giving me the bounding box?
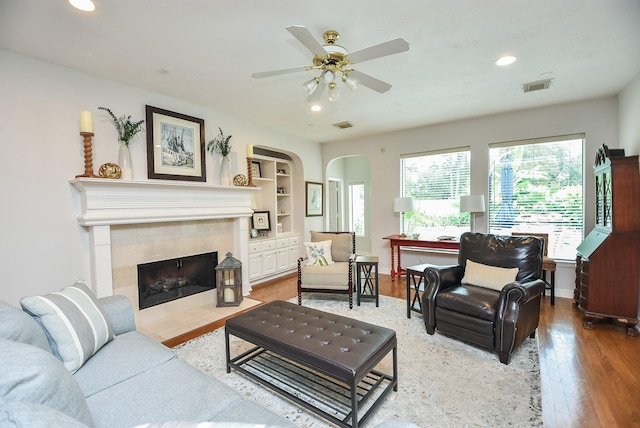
[574,145,640,335]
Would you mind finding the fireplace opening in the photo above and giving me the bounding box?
[137,252,218,310]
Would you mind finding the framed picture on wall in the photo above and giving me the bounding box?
[252,211,271,230]
[251,161,261,178]
[305,181,323,217]
[145,105,206,182]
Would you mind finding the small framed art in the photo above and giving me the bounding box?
[305,181,323,217]
[252,211,271,231]
[251,161,261,178]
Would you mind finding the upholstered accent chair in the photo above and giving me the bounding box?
[422,232,545,364]
[297,231,356,309]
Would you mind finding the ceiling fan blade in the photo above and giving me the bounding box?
[348,38,409,63]
[286,25,327,57]
[307,81,326,103]
[252,66,309,79]
[349,70,392,93]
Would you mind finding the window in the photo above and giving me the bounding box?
[488,135,583,260]
[400,148,471,238]
[349,182,365,236]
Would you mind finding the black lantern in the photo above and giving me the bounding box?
[215,252,243,307]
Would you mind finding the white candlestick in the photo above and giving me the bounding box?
[80,111,93,133]
[246,144,254,158]
[223,287,235,303]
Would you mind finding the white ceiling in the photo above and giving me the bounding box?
[2,0,639,143]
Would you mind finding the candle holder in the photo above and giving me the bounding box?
[246,156,256,187]
[76,131,96,178]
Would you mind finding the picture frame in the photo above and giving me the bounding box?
[252,211,271,231]
[145,105,206,182]
[305,181,323,217]
[251,161,261,178]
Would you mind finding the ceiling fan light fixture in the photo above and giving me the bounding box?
[322,69,335,83]
[303,77,319,95]
[328,83,340,101]
[342,73,359,91]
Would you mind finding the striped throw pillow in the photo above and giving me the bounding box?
[20,280,115,373]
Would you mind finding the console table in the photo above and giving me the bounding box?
[383,235,459,280]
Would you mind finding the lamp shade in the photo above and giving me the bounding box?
[460,195,486,213]
[394,197,414,213]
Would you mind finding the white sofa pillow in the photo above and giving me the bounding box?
[461,259,519,291]
[303,240,334,266]
[20,280,114,373]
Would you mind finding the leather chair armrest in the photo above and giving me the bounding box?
[501,278,546,305]
[422,265,463,334]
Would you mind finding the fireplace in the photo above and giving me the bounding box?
[138,252,218,310]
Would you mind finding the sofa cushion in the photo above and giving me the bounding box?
[300,262,350,289]
[0,338,94,427]
[310,231,353,262]
[0,300,51,352]
[20,280,115,373]
[0,397,90,428]
[85,358,243,428]
[461,259,519,291]
[74,331,177,398]
[303,240,334,266]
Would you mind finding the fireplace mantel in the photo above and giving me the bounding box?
[70,178,257,298]
[70,178,257,226]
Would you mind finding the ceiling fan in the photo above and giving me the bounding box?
[252,25,410,102]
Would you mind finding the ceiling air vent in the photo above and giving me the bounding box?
[522,79,553,93]
[333,121,354,129]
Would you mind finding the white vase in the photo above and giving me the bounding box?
[220,156,231,185]
[118,142,132,180]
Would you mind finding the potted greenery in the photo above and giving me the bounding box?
[98,106,145,179]
[207,127,233,185]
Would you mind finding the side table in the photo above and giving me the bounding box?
[405,263,434,318]
[355,255,379,307]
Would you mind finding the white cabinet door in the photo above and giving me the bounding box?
[248,253,262,280]
[277,248,289,271]
[263,250,277,276]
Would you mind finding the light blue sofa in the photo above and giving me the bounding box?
[0,292,296,428]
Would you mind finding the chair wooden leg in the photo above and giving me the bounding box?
[298,293,302,306]
[529,330,536,339]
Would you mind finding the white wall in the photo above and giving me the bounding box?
[0,49,321,306]
[322,97,619,300]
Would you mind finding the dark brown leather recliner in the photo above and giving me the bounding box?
[422,232,545,364]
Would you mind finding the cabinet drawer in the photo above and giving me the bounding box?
[248,242,263,254]
[289,236,300,246]
[276,238,289,248]
[263,240,276,251]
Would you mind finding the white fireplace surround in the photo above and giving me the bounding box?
[71,178,257,299]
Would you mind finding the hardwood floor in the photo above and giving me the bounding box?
[167,273,640,428]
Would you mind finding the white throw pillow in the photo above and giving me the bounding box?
[20,280,115,373]
[303,240,335,266]
[461,259,519,291]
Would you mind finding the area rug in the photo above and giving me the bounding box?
[175,295,542,427]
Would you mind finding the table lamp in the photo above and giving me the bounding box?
[393,197,414,236]
[460,194,485,232]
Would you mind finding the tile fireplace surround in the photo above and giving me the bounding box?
[71,178,258,339]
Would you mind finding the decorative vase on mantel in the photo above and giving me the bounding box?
[118,142,133,180]
[220,155,231,185]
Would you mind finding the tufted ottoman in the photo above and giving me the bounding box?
[225,300,397,428]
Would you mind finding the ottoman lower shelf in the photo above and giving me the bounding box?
[225,300,397,428]
[229,346,395,427]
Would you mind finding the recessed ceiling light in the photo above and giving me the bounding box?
[69,0,96,12]
[310,105,322,112]
[496,55,517,66]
